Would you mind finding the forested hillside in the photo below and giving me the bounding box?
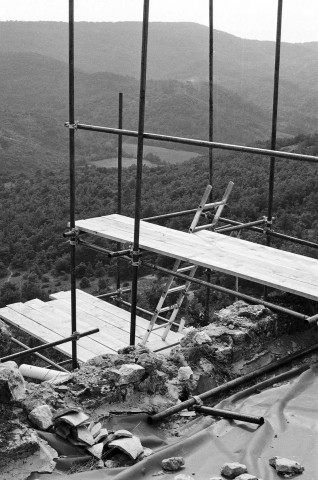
[1,22,317,135]
[1,133,317,311]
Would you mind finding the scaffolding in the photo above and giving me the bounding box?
[4,1,317,369]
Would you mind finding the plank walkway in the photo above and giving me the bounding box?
[0,290,183,363]
[75,214,318,302]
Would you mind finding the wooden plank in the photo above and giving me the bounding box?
[50,290,182,348]
[23,300,118,354]
[74,214,318,301]
[6,303,109,358]
[0,307,93,362]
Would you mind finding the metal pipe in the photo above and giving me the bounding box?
[130,0,150,346]
[142,261,308,321]
[115,298,181,328]
[75,124,318,164]
[193,405,264,425]
[143,203,221,222]
[0,329,99,363]
[149,341,318,423]
[11,338,69,373]
[97,288,131,299]
[216,219,266,234]
[304,313,318,325]
[268,230,318,250]
[77,239,131,257]
[208,0,214,195]
[267,0,283,231]
[117,92,123,291]
[68,0,77,370]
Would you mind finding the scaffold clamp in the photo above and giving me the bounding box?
[65,120,79,130]
[130,249,142,266]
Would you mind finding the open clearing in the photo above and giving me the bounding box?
[91,143,201,168]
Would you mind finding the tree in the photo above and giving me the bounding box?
[79,277,90,289]
[0,282,20,307]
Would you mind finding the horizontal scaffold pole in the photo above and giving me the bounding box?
[70,123,318,164]
[11,338,69,373]
[0,328,99,363]
[142,261,308,322]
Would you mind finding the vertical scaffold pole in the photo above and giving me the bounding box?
[205,0,214,322]
[267,0,283,234]
[130,0,150,345]
[117,93,123,290]
[69,0,77,369]
[265,0,283,299]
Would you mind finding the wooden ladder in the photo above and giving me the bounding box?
[142,182,234,345]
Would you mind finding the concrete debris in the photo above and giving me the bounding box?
[0,437,57,480]
[220,462,248,478]
[108,435,144,460]
[162,456,185,471]
[0,361,26,403]
[178,366,193,381]
[55,409,90,427]
[0,424,40,468]
[108,363,145,385]
[28,404,53,430]
[269,456,305,477]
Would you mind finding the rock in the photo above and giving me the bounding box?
[136,352,163,373]
[220,462,248,478]
[269,456,304,477]
[162,457,185,471]
[105,459,119,468]
[108,364,145,385]
[0,424,40,468]
[169,347,187,366]
[208,477,223,480]
[96,459,105,468]
[0,437,57,480]
[178,366,193,381]
[174,475,193,480]
[235,475,258,480]
[0,361,26,403]
[0,319,11,355]
[194,331,212,344]
[28,404,53,430]
[143,447,153,457]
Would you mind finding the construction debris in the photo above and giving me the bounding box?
[0,361,26,403]
[28,404,53,430]
[220,462,248,478]
[162,456,185,471]
[269,456,305,477]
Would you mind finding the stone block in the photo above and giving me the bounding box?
[108,364,145,385]
[162,457,185,471]
[220,462,248,478]
[269,456,304,477]
[178,366,193,381]
[29,404,53,430]
[0,361,25,403]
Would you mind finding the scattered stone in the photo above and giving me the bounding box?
[0,424,40,468]
[136,352,163,373]
[194,331,212,344]
[86,442,104,459]
[0,437,57,480]
[162,457,185,471]
[178,366,193,381]
[28,404,53,430]
[208,477,223,480]
[220,462,248,478]
[0,361,26,403]
[108,435,144,460]
[96,459,105,468]
[143,447,154,457]
[108,364,145,385]
[105,459,119,468]
[269,456,304,477]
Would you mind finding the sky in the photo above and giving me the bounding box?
[1,0,318,43]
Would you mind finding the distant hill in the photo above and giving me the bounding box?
[1,21,318,135]
[0,52,272,174]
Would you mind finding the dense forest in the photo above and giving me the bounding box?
[1,133,317,320]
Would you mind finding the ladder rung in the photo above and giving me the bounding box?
[166,285,186,294]
[152,324,168,332]
[177,265,195,273]
[159,305,177,313]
